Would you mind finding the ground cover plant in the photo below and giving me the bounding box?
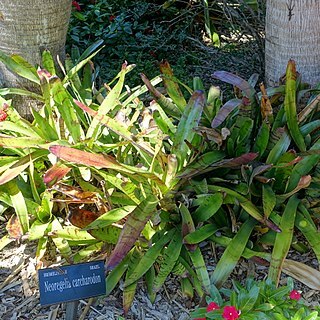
[67,0,264,87]
[192,278,320,319]
[0,0,320,319]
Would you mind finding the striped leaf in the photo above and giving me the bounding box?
[159,60,187,111]
[140,73,181,119]
[124,229,176,287]
[188,247,211,294]
[268,195,300,285]
[6,180,29,233]
[106,195,158,270]
[283,60,306,151]
[123,249,141,316]
[208,185,281,232]
[86,62,126,139]
[210,218,256,288]
[0,50,39,84]
[152,230,183,293]
[172,90,205,170]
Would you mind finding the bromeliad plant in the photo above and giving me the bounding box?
[0,45,220,312]
[1,43,320,317]
[191,277,320,320]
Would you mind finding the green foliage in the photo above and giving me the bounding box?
[191,278,320,319]
[1,46,320,314]
[68,0,199,85]
[67,0,263,88]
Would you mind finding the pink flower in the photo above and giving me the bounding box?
[193,302,219,320]
[0,110,7,122]
[289,290,301,300]
[222,306,241,320]
[207,301,220,312]
[72,1,81,11]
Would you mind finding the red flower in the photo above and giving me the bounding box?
[193,302,219,320]
[72,1,81,11]
[0,110,7,122]
[207,301,220,312]
[109,15,116,22]
[289,290,301,300]
[222,306,241,320]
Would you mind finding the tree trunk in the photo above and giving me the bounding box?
[265,0,320,86]
[0,0,72,117]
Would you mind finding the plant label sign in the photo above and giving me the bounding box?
[38,260,106,305]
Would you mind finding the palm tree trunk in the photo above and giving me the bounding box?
[0,0,72,117]
[265,0,320,86]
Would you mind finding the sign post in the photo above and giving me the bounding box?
[38,260,106,318]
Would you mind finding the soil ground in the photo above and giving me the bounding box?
[1,229,319,319]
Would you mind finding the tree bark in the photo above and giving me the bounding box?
[265,0,320,86]
[0,0,72,117]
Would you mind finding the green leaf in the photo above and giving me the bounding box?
[238,286,260,313]
[268,195,300,285]
[50,77,84,143]
[0,136,48,149]
[152,230,183,292]
[292,307,307,320]
[188,247,211,294]
[140,73,181,119]
[210,218,256,288]
[284,60,306,151]
[105,251,132,296]
[304,311,319,320]
[0,50,40,84]
[0,120,42,139]
[89,226,121,244]
[73,242,104,263]
[74,100,156,157]
[106,194,158,270]
[0,150,48,185]
[172,90,205,170]
[0,235,14,251]
[287,138,320,192]
[31,108,59,141]
[49,226,96,241]
[28,220,50,240]
[86,62,126,140]
[0,88,44,101]
[262,185,276,218]
[50,218,72,260]
[85,206,136,229]
[124,229,176,287]
[208,185,280,232]
[41,50,56,75]
[77,39,104,62]
[123,249,141,316]
[159,60,187,111]
[178,151,225,179]
[6,180,29,233]
[63,45,104,85]
[295,210,320,263]
[193,193,223,222]
[183,224,219,244]
[266,129,291,164]
[253,122,270,157]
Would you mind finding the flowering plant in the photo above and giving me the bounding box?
[191,278,320,319]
